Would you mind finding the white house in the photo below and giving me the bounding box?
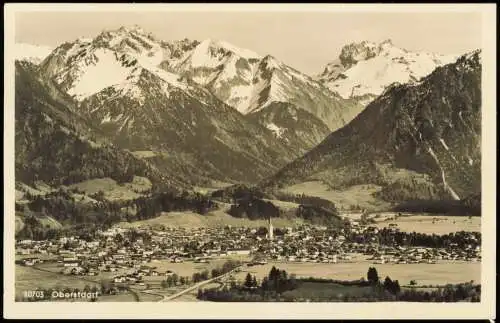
[227,249,251,256]
[63,261,80,267]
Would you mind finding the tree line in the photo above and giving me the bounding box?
[196,266,480,302]
[197,266,298,302]
[273,192,338,213]
[161,274,191,288]
[346,227,481,249]
[216,185,342,225]
[392,197,481,216]
[191,259,241,284]
[132,190,218,220]
[16,187,219,241]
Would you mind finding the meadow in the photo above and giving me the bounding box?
[232,260,480,286]
[68,176,152,201]
[15,265,100,299]
[118,210,305,229]
[373,214,481,234]
[282,181,392,211]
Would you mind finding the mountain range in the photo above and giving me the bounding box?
[37,26,366,156]
[34,27,307,185]
[317,39,457,106]
[15,60,177,188]
[263,50,481,204]
[14,25,481,211]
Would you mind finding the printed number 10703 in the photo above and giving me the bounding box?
[23,290,45,298]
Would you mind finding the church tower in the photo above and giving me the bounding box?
[268,217,274,240]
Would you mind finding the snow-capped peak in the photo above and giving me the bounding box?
[118,25,145,34]
[40,26,190,102]
[213,39,262,59]
[15,43,53,64]
[93,25,161,54]
[184,38,262,69]
[260,55,283,70]
[338,40,380,68]
[319,39,459,101]
[379,38,394,48]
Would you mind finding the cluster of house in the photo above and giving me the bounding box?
[367,245,481,264]
[111,267,176,284]
[15,220,481,278]
[14,226,253,277]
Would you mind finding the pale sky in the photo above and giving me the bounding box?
[15,11,483,75]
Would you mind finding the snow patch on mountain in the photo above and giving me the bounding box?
[266,123,285,138]
[218,54,240,79]
[101,112,112,124]
[66,49,134,99]
[43,27,193,102]
[217,40,261,59]
[227,85,254,113]
[189,39,225,68]
[186,39,261,69]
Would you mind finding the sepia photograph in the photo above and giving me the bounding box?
[3,3,496,319]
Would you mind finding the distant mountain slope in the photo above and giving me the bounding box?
[318,39,457,106]
[15,60,181,188]
[264,50,481,203]
[38,27,298,184]
[161,37,364,142]
[15,43,53,64]
[246,102,333,155]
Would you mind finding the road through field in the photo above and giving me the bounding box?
[160,265,243,302]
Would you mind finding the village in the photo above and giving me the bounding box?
[16,216,481,287]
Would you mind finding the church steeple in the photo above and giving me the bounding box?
[268,216,274,240]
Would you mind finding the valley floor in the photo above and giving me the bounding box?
[15,254,480,302]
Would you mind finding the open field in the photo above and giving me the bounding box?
[70,193,98,204]
[15,214,62,235]
[15,216,25,233]
[263,199,301,211]
[37,215,64,229]
[15,265,100,298]
[193,180,234,195]
[15,181,54,197]
[130,150,160,159]
[28,255,249,288]
[146,258,246,280]
[15,254,58,262]
[374,214,481,234]
[282,181,392,211]
[15,189,25,201]
[68,176,152,201]
[16,256,480,302]
[21,261,130,284]
[118,210,305,229]
[232,260,480,286]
